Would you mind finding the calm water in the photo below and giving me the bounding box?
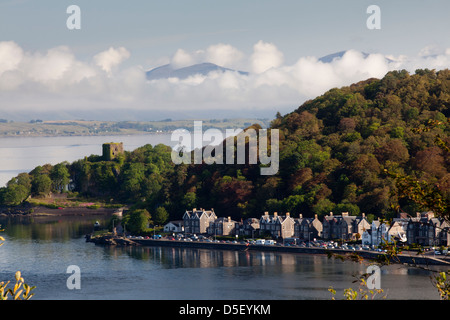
[0,135,444,300]
[0,215,441,300]
[0,134,174,187]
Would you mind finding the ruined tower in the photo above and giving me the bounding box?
[102,142,124,161]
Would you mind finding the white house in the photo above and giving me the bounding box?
[164,220,184,233]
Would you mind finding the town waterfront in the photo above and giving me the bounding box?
[0,134,445,300]
[0,214,442,300]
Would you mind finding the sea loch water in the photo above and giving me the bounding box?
[0,135,443,300]
[0,215,441,300]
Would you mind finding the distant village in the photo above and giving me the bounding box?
[162,208,450,248]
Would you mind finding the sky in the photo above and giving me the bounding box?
[1,0,450,120]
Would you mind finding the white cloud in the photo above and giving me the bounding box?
[250,40,284,74]
[93,47,130,74]
[0,41,23,76]
[171,48,198,69]
[206,43,245,69]
[1,41,450,119]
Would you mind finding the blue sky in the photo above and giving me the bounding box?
[2,0,449,67]
[1,0,450,120]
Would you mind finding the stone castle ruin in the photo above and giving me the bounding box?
[102,142,124,161]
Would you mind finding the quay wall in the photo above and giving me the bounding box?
[130,239,450,266]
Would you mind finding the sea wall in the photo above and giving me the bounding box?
[88,237,450,266]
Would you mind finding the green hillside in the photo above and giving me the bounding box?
[2,69,450,223]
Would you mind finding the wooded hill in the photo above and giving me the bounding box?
[2,69,450,223]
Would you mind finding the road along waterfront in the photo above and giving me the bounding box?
[86,235,450,268]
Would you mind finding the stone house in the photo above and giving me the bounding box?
[208,217,237,236]
[406,212,450,246]
[294,214,323,241]
[259,212,295,239]
[235,218,260,238]
[183,208,217,234]
[322,212,370,241]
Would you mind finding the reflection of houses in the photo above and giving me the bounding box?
[208,217,237,236]
[322,212,370,241]
[260,212,295,239]
[294,214,322,240]
[164,220,184,233]
[406,212,450,246]
[183,208,217,234]
[235,218,260,238]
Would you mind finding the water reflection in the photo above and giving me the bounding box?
[0,215,110,241]
[0,215,442,300]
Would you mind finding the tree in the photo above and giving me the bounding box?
[182,192,197,209]
[50,162,70,193]
[154,207,169,225]
[0,184,29,206]
[124,209,152,234]
[31,174,52,197]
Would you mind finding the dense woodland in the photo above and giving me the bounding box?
[1,68,450,223]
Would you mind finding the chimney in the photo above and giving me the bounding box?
[342,212,349,217]
[362,213,365,218]
[228,216,231,222]
[299,214,303,219]
[416,212,420,218]
[329,212,333,216]
[264,211,269,215]
[274,212,278,217]
[286,212,290,217]
[314,214,318,219]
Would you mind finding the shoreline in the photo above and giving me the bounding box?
[86,235,450,268]
[0,205,118,217]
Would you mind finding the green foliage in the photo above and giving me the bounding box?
[31,174,52,197]
[123,209,152,234]
[432,271,450,300]
[154,206,169,225]
[328,277,386,300]
[3,69,450,223]
[50,162,70,193]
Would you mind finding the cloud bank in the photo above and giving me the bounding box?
[1,40,450,120]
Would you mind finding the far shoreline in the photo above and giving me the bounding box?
[0,204,119,217]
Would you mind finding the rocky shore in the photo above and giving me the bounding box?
[86,234,140,246]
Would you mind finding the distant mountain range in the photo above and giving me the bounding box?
[318,50,394,63]
[318,51,368,63]
[146,62,249,80]
[146,51,393,81]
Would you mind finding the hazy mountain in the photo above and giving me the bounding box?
[319,50,394,63]
[146,62,249,80]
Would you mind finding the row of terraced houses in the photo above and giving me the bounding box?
[162,208,450,247]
